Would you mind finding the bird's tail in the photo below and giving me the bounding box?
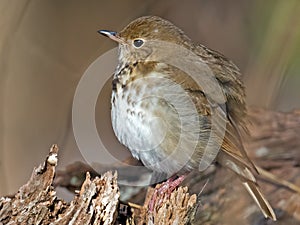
[217,151,277,221]
[242,180,277,220]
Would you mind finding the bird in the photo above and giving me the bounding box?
[98,15,276,220]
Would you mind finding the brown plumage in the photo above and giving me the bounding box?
[99,16,276,220]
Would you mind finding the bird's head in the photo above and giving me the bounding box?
[99,16,192,62]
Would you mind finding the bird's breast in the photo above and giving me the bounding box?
[111,67,204,175]
[111,75,169,160]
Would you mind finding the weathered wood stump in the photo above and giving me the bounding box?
[0,145,197,224]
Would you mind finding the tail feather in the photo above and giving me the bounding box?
[217,151,276,220]
[243,181,277,220]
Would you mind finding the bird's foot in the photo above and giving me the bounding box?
[148,174,186,212]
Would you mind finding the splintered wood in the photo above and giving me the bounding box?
[52,172,120,225]
[0,145,120,224]
[0,145,59,224]
[0,145,197,224]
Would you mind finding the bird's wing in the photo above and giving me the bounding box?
[222,114,258,173]
[155,62,256,173]
[186,87,257,174]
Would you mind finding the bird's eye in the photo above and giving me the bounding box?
[133,39,144,48]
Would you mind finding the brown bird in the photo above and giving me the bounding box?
[99,16,276,220]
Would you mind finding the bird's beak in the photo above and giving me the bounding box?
[98,30,123,43]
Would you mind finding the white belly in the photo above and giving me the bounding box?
[111,74,202,175]
[111,83,166,160]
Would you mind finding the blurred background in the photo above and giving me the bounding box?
[0,0,299,196]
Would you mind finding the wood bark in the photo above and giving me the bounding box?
[0,145,196,224]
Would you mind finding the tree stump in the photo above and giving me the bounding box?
[0,145,197,224]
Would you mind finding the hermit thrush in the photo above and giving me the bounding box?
[99,16,276,220]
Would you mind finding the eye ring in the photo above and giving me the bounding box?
[133,39,144,48]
